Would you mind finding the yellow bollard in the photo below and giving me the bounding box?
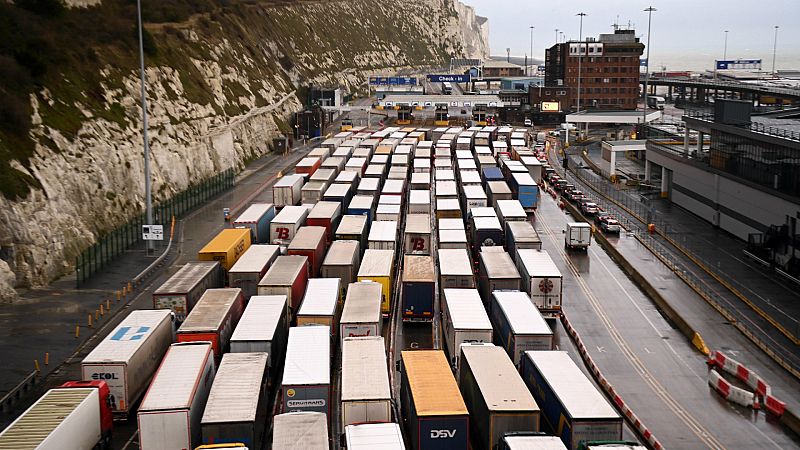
[88,314,93,328]
[127,282,132,293]
[100,304,104,316]
[34,359,40,373]
[116,290,121,301]
[45,352,49,366]
[106,299,111,310]
[75,325,80,338]
[94,310,99,321]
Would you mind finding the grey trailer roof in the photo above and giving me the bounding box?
[230,295,287,343]
[493,291,552,335]
[337,215,368,235]
[506,221,541,242]
[463,184,487,200]
[341,337,390,401]
[154,261,220,294]
[480,251,520,279]
[470,206,497,218]
[202,352,268,424]
[517,249,561,278]
[435,180,457,197]
[288,226,326,251]
[502,436,568,450]
[179,288,242,332]
[461,346,537,412]
[272,412,329,449]
[283,326,330,385]
[487,180,512,194]
[438,249,473,275]
[259,255,308,286]
[274,174,304,188]
[408,190,431,205]
[229,245,281,274]
[341,282,383,324]
[234,203,274,224]
[460,170,482,185]
[323,240,360,266]
[403,255,435,283]
[524,351,620,420]
[325,183,353,198]
[307,201,341,220]
[298,279,341,316]
[358,177,381,191]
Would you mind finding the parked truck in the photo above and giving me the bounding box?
[281,326,331,416]
[257,255,310,314]
[296,278,342,338]
[227,244,280,299]
[459,345,540,450]
[233,203,276,244]
[273,174,304,208]
[153,261,223,321]
[357,249,394,315]
[270,206,310,247]
[505,221,543,261]
[402,255,436,322]
[272,412,329,450]
[198,228,252,272]
[478,249,521,306]
[81,309,175,418]
[520,351,622,450]
[404,214,432,255]
[176,288,245,358]
[441,288,494,372]
[341,337,392,427]
[438,248,476,290]
[345,423,405,450]
[336,215,369,252]
[229,295,289,382]
[490,291,554,365]
[200,352,269,449]
[0,381,113,449]
[340,281,383,342]
[565,222,591,250]
[137,342,216,450]
[287,226,327,277]
[400,350,469,450]
[516,249,563,313]
[306,201,342,244]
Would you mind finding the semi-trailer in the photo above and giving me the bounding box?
[368,220,398,251]
[176,288,245,358]
[501,434,568,450]
[0,381,113,450]
[340,281,383,342]
[296,278,342,338]
[402,255,436,322]
[404,213,432,255]
[287,226,327,277]
[345,423,406,450]
[505,221,543,261]
[306,201,342,244]
[81,309,175,418]
[281,326,331,416]
[200,352,269,449]
[257,255,310,314]
[336,214,369,252]
[515,249,563,313]
[341,337,392,427]
[478,249,521,306]
[198,228,252,272]
[153,261,223,321]
[272,412,329,450]
[400,350,469,450]
[438,248,476,290]
[232,203,276,244]
[137,342,216,450]
[441,288,494,373]
[270,206,310,246]
[273,174,304,208]
[227,244,281,299]
[357,249,394,315]
[490,291,554,365]
[520,351,622,450]
[320,239,361,298]
[229,295,289,382]
[458,345,540,450]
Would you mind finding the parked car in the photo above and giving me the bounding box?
[595,213,621,233]
[553,180,568,192]
[566,190,585,202]
[581,202,599,215]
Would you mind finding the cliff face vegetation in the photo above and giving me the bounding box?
[0,0,488,299]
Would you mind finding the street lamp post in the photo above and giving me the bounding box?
[555,28,559,44]
[772,25,779,75]
[507,47,511,63]
[576,12,586,116]
[642,6,656,129]
[136,0,153,255]
[530,26,535,77]
[723,30,729,60]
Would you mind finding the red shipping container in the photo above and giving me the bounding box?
[287,226,327,278]
[176,288,245,358]
[296,157,322,177]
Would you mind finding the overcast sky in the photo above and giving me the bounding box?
[462,0,800,72]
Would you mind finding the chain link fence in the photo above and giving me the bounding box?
[75,168,235,287]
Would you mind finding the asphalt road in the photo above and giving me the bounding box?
[534,188,799,449]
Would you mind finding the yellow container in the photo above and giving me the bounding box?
[357,249,394,314]
[198,228,252,271]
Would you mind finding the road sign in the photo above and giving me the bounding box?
[715,59,762,70]
[369,76,417,86]
[142,224,164,241]
[427,74,471,83]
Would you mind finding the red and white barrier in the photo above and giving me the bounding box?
[708,369,759,408]
[561,315,664,450]
[707,350,786,416]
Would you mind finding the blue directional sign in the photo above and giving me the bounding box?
[427,74,471,83]
[370,76,418,86]
[716,59,762,70]
[640,58,648,67]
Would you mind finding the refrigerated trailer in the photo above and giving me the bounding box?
[233,203,276,244]
[198,228,252,272]
[505,221,543,260]
[520,351,622,450]
[490,291,554,365]
[201,352,268,449]
[137,342,216,450]
[281,326,331,416]
[153,261,223,321]
[400,350,469,450]
[229,295,289,381]
[272,412,329,450]
[459,345,540,450]
[516,249,563,313]
[341,337,392,427]
[227,244,281,299]
[441,289,494,372]
[368,220,398,251]
[177,288,245,358]
[81,309,175,418]
[258,255,310,313]
[340,281,383,342]
[0,381,113,450]
[402,255,435,322]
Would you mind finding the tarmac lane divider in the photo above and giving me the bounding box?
[561,313,665,450]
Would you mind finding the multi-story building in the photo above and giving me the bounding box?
[545,29,644,110]
[483,60,525,78]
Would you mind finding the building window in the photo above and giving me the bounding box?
[603,78,610,83]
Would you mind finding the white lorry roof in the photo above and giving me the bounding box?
[341,337,390,401]
[341,282,383,324]
[202,352,268,424]
[283,326,330,385]
[346,422,405,450]
[517,249,561,278]
[230,295,287,343]
[234,203,274,223]
[368,221,398,242]
[298,279,341,316]
[83,309,172,364]
[229,245,280,274]
[438,249,473,275]
[358,250,394,277]
[443,289,492,330]
[461,345,538,412]
[493,291,552,335]
[140,342,213,411]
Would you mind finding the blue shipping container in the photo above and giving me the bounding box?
[518,185,539,209]
[234,204,276,244]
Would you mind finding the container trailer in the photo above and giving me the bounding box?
[257,255,310,313]
[565,222,592,250]
[441,288,493,372]
[402,255,436,321]
[296,157,321,177]
[341,337,392,427]
[348,195,377,225]
[323,183,355,208]
[153,261,223,321]
[301,180,330,205]
[408,190,431,214]
[176,288,245,358]
[516,249,563,312]
[501,435,568,450]
[439,228,469,251]
[368,220,398,251]
[198,228,252,272]
[229,295,289,380]
[487,181,513,207]
[227,244,280,299]
[281,326,331,415]
[270,206,310,246]
[490,291,554,365]
[81,310,174,418]
[232,203,276,244]
[495,200,528,227]
[137,342,216,450]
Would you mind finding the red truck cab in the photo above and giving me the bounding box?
[60,380,114,447]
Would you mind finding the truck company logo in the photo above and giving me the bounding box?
[275,227,290,240]
[286,389,296,398]
[287,399,325,408]
[430,429,457,439]
[539,279,554,294]
[91,373,119,380]
[110,326,151,341]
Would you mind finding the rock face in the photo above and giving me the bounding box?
[0,0,489,300]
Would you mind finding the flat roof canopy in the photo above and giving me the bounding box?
[566,110,662,124]
[379,94,504,108]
